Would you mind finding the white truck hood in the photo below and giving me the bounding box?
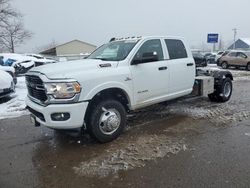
[29,59,118,79]
[0,70,12,89]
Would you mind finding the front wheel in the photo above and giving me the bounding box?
[246,63,250,71]
[208,77,232,103]
[87,99,126,143]
[221,61,228,69]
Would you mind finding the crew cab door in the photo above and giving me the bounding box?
[227,52,237,65]
[236,52,248,66]
[130,39,169,106]
[164,39,195,94]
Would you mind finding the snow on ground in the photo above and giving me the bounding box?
[0,76,29,120]
[73,135,186,178]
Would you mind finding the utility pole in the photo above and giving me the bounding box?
[232,28,237,49]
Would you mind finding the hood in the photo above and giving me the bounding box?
[29,59,118,79]
[19,61,35,68]
[0,70,12,89]
[0,65,15,73]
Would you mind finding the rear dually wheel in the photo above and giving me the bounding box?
[208,77,232,103]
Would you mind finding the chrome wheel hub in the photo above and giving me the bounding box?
[223,82,231,98]
[99,107,121,135]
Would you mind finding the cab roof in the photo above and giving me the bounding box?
[109,36,185,42]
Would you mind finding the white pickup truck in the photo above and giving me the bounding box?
[26,36,233,143]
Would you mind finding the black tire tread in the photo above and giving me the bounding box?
[208,77,232,103]
[221,61,228,69]
[246,62,250,71]
[87,99,126,143]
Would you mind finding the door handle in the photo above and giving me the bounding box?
[187,63,194,66]
[158,66,168,71]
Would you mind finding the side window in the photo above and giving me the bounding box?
[228,52,237,57]
[165,39,187,59]
[237,52,247,58]
[101,45,119,59]
[133,39,164,62]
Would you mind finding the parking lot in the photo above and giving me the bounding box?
[0,67,250,188]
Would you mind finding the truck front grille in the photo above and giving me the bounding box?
[25,75,47,102]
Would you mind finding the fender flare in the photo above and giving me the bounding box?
[84,82,134,106]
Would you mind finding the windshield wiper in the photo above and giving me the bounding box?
[91,57,109,61]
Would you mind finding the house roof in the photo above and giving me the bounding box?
[55,39,97,49]
[228,38,250,50]
[40,39,96,55]
[240,38,250,46]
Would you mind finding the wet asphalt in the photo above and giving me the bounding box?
[1,78,250,188]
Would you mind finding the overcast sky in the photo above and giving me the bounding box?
[12,0,250,53]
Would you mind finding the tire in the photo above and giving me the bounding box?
[246,63,250,71]
[86,99,126,143]
[203,61,207,67]
[208,77,232,103]
[221,61,228,69]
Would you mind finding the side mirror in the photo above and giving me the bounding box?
[131,58,141,65]
[131,52,159,65]
[142,52,159,63]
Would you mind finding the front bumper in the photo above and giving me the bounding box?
[0,88,14,98]
[0,82,15,98]
[26,97,88,129]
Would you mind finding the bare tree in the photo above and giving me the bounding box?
[34,39,57,53]
[0,18,32,52]
[0,0,18,28]
[0,0,32,53]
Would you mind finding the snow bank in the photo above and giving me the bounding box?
[73,135,186,178]
[0,76,29,120]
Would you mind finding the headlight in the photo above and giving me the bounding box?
[44,82,81,99]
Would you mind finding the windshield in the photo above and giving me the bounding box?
[88,40,139,61]
[245,52,250,57]
[27,55,43,59]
